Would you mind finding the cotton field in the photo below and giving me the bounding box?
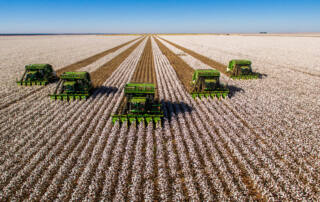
[0,34,319,201]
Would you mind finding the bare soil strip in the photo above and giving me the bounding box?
[56,36,142,75]
[131,37,156,84]
[154,37,194,92]
[158,36,230,76]
[91,38,145,87]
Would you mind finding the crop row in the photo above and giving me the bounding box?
[0,35,318,201]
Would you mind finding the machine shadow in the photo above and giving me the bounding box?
[91,86,119,99]
[161,100,194,125]
[227,85,245,98]
[255,72,268,79]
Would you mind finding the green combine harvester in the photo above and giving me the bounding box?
[112,83,163,126]
[191,69,229,99]
[49,71,93,100]
[227,59,259,79]
[16,64,57,85]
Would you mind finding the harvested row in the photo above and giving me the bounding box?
[158,36,229,75]
[154,37,194,92]
[90,37,146,87]
[131,37,156,84]
[56,36,142,75]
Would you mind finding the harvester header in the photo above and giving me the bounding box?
[17,64,57,86]
[191,69,229,99]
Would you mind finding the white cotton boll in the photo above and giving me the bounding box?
[1,35,319,201]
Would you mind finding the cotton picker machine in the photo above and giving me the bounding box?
[190,69,229,99]
[112,83,163,126]
[16,64,57,85]
[227,59,259,79]
[49,71,93,100]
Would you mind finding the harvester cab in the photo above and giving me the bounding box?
[16,64,57,85]
[191,69,229,99]
[25,71,39,81]
[227,60,259,79]
[63,81,77,93]
[49,71,93,100]
[203,77,218,90]
[112,83,163,127]
[128,97,147,113]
